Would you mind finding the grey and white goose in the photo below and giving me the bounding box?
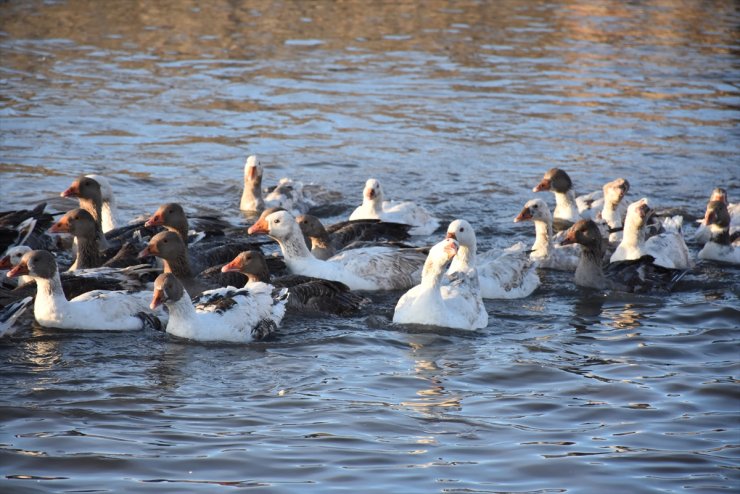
[221,250,369,316]
[532,168,602,230]
[295,214,413,260]
[561,219,687,293]
[7,249,163,331]
[150,272,286,343]
[514,198,580,271]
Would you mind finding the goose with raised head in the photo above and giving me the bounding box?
[532,168,604,229]
[446,219,539,299]
[514,198,580,271]
[698,201,740,265]
[349,178,439,236]
[7,250,163,331]
[393,237,486,330]
[610,198,691,269]
[562,220,687,293]
[248,210,425,291]
[150,272,286,343]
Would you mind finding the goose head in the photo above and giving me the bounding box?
[624,198,652,230]
[363,178,383,202]
[247,210,297,240]
[85,174,114,202]
[514,198,552,223]
[138,231,186,260]
[445,219,476,251]
[428,237,459,266]
[560,219,603,249]
[7,249,58,280]
[295,214,326,239]
[61,175,102,204]
[48,208,97,239]
[221,250,269,278]
[244,155,263,183]
[150,273,185,309]
[709,187,728,205]
[533,168,573,193]
[0,245,32,269]
[603,178,630,205]
[145,203,186,230]
[704,200,730,229]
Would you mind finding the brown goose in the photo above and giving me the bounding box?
[222,250,369,316]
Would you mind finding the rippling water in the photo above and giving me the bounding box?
[1,0,739,492]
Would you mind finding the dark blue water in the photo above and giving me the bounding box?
[1,0,739,492]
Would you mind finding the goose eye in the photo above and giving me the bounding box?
[163,239,168,244]
[533,204,538,209]
[168,209,173,214]
[274,219,281,224]
[460,227,465,232]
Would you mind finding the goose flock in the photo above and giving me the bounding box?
[1,158,738,339]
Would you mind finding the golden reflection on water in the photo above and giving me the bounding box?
[399,337,463,415]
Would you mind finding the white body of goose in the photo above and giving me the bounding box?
[599,178,630,243]
[8,250,162,331]
[248,210,425,291]
[610,198,691,269]
[514,199,580,271]
[393,238,486,330]
[447,219,540,299]
[151,273,286,343]
[349,178,439,236]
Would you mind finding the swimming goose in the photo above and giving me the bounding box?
[514,198,580,271]
[698,201,740,265]
[562,219,687,293]
[442,220,488,326]
[60,175,111,249]
[393,238,486,330]
[349,178,440,236]
[7,250,163,330]
[532,168,602,229]
[240,155,316,215]
[248,210,426,291]
[222,250,369,316]
[599,178,630,243]
[446,219,540,299]
[296,214,413,260]
[150,272,286,342]
[610,198,691,269]
[0,202,56,252]
[85,174,121,232]
[693,188,740,243]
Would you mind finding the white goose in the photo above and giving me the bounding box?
[514,199,580,271]
[599,178,630,243]
[150,273,286,343]
[1,245,33,286]
[248,210,426,291]
[393,238,486,330]
[349,178,439,236]
[698,201,740,265]
[446,219,540,299]
[610,198,691,269]
[241,155,309,214]
[442,220,488,327]
[7,250,163,331]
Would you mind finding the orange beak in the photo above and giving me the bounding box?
[61,182,80,198]
[150,288,165,310]
[532,178,550,192]
[247,217,269,235]
[0,255,11,269]
[445,231,457,240]
[514,207,532,222]
[145,213,164,228]
[138,245,155,259]
[7,261,29,277]
[560,229,577,246]
[48,216,71,234]
[365,188,376,200]
[221,258,241,273]
[247,165,258,181]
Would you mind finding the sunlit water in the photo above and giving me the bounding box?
[1,0,739,492]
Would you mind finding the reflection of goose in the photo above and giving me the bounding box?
[248,210,426,291]
[394,238,486,330]
[349,178,439,236]
[562,220,687,293]
[150,272,286,343]
[8,250,163,330]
